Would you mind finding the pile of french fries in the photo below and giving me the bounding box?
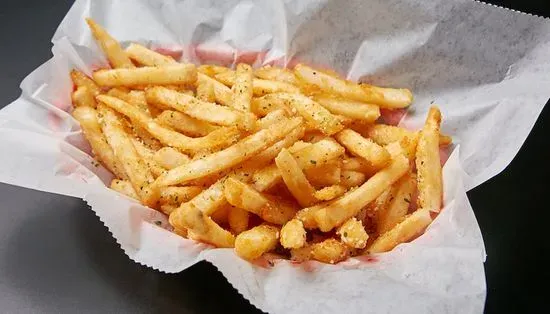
[71,18,450,264]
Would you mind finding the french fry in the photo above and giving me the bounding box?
[198,73,233,106]
[266,93,345,135]
[223,177,298,225]
[97,104,156,205]
[416,107,443,213]
[378,173,416,234]
[130,138,166,177]
[110,179,138,200]
[153,147,190,170]
[210,204,231,225]
[72,86,97,108]
[234,225,280,260]
[368,209,432,253]
[335,129,390,170]
[125,43,175,66]
[280,219,307,249]
[198,64,232,77]
[340,170,367,188]
[360,124,451,147]
[159,186,203,206]
[97,95,240,154]
[196,75,216,102]
[71,70,102,96]
[341,157,378,177]
[336,217,369,249]
[290,245,312,262]
[250,94,291,116]
[170,202,235,248]
[275,149,318,207]
[252,138,345,191]
[255,65,297,84]
[304,160,341,187]
[93,64,197,87]
[231,63,253,112]
[160,204,178,215]
[310,238,349,264]
[215,71,300,96]
[255,109,288,130]
[294,64,412,108]
[312,152,409,231]
[155,110,219,137]
[72,106,127,179]
[314,185,347,201]
[145,86,255,130]
[86,18,135,69]
[228,206,250,235]
[314,95,380,123]
[295,203,328,229]
[154,117,302,187]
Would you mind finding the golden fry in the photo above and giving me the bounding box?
[377,172,416,234]
[153,147,190,170]
[314,95,380,123]
[231,63,253,112]
[254,65,297,84]
[368,209,432,253]
[215,71,300,96]
[72,86,97,108]
[70,69,101,96]
[234,225,280,260]
[155,110,219,137]
[131,138,166,177]
[86,18,134,69]
[72,106,127,179]
[93,64,197,87]
[314,185,347,201]
[336,217,369,249]
[196,75,216,102]
[159,186,203,206]
[110,179,138,200]
[310,238,349,264]
[312,153,409,231]
[198,73,233,106]
[304,160,341,187]
[228,206,250,235]
[340,170,367,188]
[416,107,443,213]
[335,129,390,170]
[223,177,298,225]
[125,43,175,66]
[341,157,378,177]
[275,149,318,207]
[280,219,307,249]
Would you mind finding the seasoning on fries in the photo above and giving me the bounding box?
[70,18,450,264]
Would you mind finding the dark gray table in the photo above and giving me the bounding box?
[0,1,548,313]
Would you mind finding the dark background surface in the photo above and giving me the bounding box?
[0,1,548,313]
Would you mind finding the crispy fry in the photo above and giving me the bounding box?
[196,75,216,102]
[155,110,219,137]
[290,245,312,262]
[310,238,349,264]
[159,186,203,206]
[312,152,409,231]
[228,206,250,235]
[304,160,341,187]
[72,86,97,108]
[267,93,345,135]
[252,138,345,191]
[335,129,390,170]
[255,109,288,131]
[93,64,197,87]
[361,124,451,147]
[250,94,291,117]
[234,225,280,260]
[71,70,102,96]
[97,104,156,205]
[337,217,369,249]
[223,177,298,225]
[294,64,412,108]
[295,203,328,229]
[280,219,307,249]
[160,204,178,215]
[210,204,231,225]
[215,71,300,96]
[145,86,255,130]
[314,95,380,123]
[110,179,138,200]
[153,117,302,187]
[72,106,127,179]
[378,172,416,234]
[275,149,318,207]
[97,95,240,154]
[341,157,378,177]
[86,18,135,69]
[231,63,253,112]
[416,107,443,213]
[198,64,231,77]
[368,209,432,253]
[314,185,347,201]
[254,65,297,84]
[131,138,165,177]
[198,73,233,106]
[153,147,190,170]
[125,43,175,66]
[340,170,367,188]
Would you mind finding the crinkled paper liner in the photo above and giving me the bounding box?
[0,0,549,313]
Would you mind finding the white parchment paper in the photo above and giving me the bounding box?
[0,0,549,313]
